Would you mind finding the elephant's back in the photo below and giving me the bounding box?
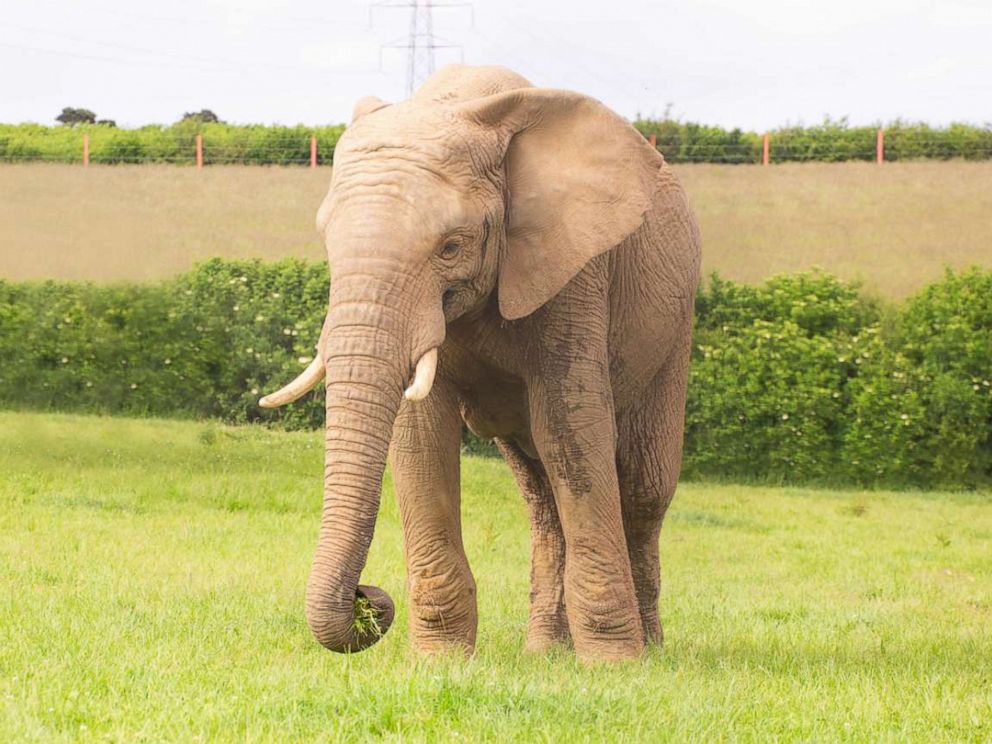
[413,64,533,104]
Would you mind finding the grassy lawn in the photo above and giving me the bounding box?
[3,162,992,297]
[1,411,989,741]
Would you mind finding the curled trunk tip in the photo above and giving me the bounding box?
[306,585,395,653]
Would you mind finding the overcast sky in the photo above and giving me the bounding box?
[2,0,989,129]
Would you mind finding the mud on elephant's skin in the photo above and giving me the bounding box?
[259,64,701,662]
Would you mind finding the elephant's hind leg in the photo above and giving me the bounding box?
[495,438,570,651]
[616,328,692,645]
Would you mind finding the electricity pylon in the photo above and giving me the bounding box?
[373,1,472,96]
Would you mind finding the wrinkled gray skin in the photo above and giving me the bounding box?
[263,65,700,662]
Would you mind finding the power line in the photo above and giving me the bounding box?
[0,21,381,75]
[0,40,247,74]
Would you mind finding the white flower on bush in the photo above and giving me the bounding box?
[781,413,789,420]
[164,358,171,365]
[61,357,68,364]
[130,383,138,390]
[298,356,310,365]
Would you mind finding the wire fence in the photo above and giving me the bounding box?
[3,126,992,166]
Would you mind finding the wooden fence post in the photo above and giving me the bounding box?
[195,134,203,169]
[648,133,656,149]
[82,134,89,167]
[876,128,884,164]
[310,136,317,168]
[762,133,770,166]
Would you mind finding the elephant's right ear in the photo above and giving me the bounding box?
[351,96,390,123]
[457,89,660,320]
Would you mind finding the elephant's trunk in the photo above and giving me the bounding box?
[303,277,413,653]
[306,353,401,651]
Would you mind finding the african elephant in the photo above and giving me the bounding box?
[259,64,700,662]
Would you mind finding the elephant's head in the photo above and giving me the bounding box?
[259,65,660,653]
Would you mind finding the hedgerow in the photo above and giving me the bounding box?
[0,259,330,429]
[0,122,345,165]
[0,261,989,488]
[632,118,992,163]
[841,268,992,486]
[2,118,990,164]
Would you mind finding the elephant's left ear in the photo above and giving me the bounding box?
[458,89,660,320]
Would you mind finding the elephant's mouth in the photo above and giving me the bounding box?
[443,288,457,314]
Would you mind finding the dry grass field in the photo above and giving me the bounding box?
[2,161,991,296]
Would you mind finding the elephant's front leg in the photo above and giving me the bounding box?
[390,376,477,654]
[526,286,645,661]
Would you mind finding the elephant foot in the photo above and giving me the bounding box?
[573,635,645,663]
[411,636,476,658]
[407,568,478,655]
[524,613,571,653]
[640,612,663,646]
[567,600,646,662]
[409,622,477,657]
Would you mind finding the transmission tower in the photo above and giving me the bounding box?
[407,1,436,96]
[373,1,472,97]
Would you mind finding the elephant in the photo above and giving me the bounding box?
[259,64,700,662]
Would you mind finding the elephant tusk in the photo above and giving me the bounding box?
[404,348,438,402]
[259,349,325,408]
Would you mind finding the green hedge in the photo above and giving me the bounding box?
[2,118,990,164]
[687,270,991,487]
[1,260,989,488]
[631,118,992,163]
[0,121,345,165]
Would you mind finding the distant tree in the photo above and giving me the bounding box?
[180,109,221,124]
[55,107,97,126]
[96,119,117,128]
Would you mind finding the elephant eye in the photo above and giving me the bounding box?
[440,240,461,259]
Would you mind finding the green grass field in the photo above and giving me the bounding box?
[1,412,990,741]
